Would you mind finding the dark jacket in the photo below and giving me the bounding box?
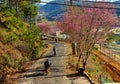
[44,60,51,67]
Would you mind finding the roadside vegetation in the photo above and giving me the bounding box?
[67,53,114,84]
[0,0,47,82]
[57,4,118,71]
[105,33,120,47]
[86,54,114,84]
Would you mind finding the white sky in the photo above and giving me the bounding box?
[41,0,54,5]
[41,0,54,2]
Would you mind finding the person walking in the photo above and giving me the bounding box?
[55,38,58,43]
[53,46,56,56]
[44,59,51,74]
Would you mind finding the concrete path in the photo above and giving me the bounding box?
[18,41,91,84]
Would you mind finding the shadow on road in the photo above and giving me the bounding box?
[67,73,79,77]
[44,75,66,78]
[23,73,44,78]
[26,69,44,73]
[41,55,54,58]
[67,73,88,77]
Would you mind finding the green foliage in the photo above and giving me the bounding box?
[0,9,28,44]
[33,0,40,2]
[19,56,30,67]
[20,24,44,60]
[19,1,38,23]
[87,54,114,83]
[29,6,38,18]
[10,7,16,15]
[0,9,13,23]
[106,34,120,42]
[3,32,19,44]
[92,55,96,61]
[26,25,44,60]
[99,73,114,83]
[0,0,44,76]
[3,55,20,70]
[0,0,39,24]
[31,46,40,60]
[4,55,13,67]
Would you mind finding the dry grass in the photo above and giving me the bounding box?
[66,55,78,75]
[66,53,113,84]
[0,42,52,83]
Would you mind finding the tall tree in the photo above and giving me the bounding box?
[19,0,39,26]
[57,3,118,70]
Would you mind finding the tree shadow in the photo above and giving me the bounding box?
[67,73,79,78]
[67,73,87,80]
[41,55,54,58]
[27,69,44,73]
[44,74,66,78]
[23,72,44,78]
[67,73,94,84]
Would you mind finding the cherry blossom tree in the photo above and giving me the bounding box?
[57,3,118,70]
[37,22,50,34]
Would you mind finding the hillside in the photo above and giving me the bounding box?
[39,0,120,21]
[39,0,66,21]
[0,3,45,81]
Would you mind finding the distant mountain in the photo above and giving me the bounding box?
[39,0,66,21]
[39,0,120,21]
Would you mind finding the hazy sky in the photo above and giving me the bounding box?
[41,0,54,2]
[41,0,54,5]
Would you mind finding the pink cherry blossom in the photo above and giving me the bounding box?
[57,3,118,70]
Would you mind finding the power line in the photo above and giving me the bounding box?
[40,1,120,9]
[71,0,120,4]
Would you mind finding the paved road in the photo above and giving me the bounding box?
[18,41,91,84]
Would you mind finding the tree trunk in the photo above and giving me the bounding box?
[15,0,19,18]
[72,42,76,54]
[82,62,86,71]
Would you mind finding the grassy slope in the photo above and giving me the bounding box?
[0,10,45,81]
[86,54,114,83]
[65,42,114,83]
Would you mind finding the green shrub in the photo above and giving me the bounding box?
[3,55,20,70]
[4,55,14,68]
[20,56,29,66]
[13,60,20,70]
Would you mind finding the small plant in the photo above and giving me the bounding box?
[3,55,21,70]
[98,73,114,84]
[20,56,29,66]
[13,60,20,70]
[92,55,96,61]
[4,55,14,68]
[31,46,40,60]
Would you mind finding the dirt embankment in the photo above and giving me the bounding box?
[93,50,120,82]
[0,41,52,84]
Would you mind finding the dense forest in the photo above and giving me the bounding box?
[0,0,45,80]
